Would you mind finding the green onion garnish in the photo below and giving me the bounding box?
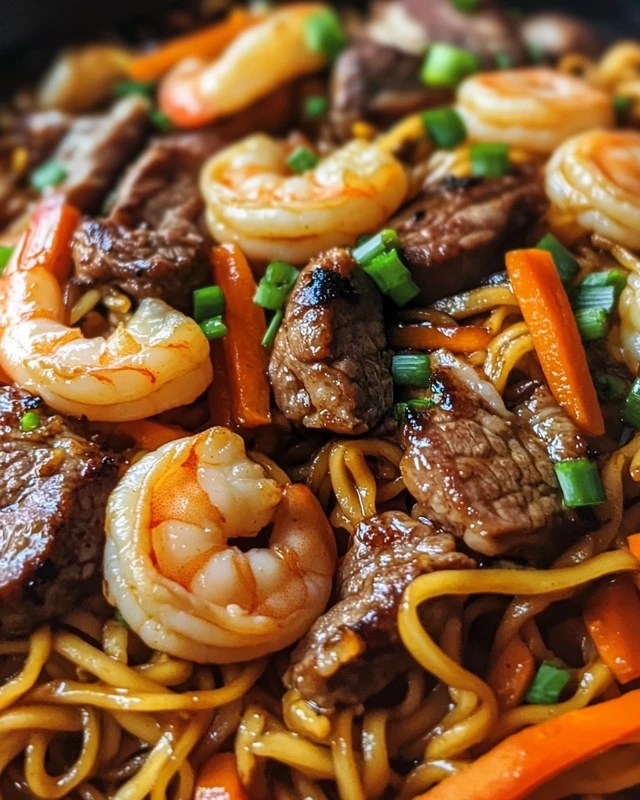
[526,661,571,705]
[353,229,401,266]
[387,277,421,307]
[286,146,318,174]
[624,378,640,429]
[304,95,328,119]
[470,142,510,178]
[594,373,630,403]
[193,286,225,323]
[304,10,347,60]
[580,269,627,299]
[421,107,467,149]
[254,281,291,311]
[392,354,431,387]
[355,233,373,248]
[199,316,228,341]
[421,43,480,89]
[394,398,437,421]
[30,160,67,191]
[0,245,14,272]
[150,109,174,133]
[450,0,479,11]
[613,96,632,116]
[262,309,284,348]
[495,52,513,69]
[113,79,156,99]
[574,285,617,314]
[265,260,299,288]
[536,233,579,286]
[554,459,605,507]
[20,410,40,432]
[574,307,610,341]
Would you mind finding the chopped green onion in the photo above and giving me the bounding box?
[199,316,228,341]
[581,269,627,299]
[450,0,479,11]
[30,159,67,191]
[113,79,156,98]
[265,261,299,288]
[387,277,420,307]
[286,146,318,174]
[495,52,513,69]
[261,309,284,348]
[355,233,373,248]
[526,661,571,705]
[353,229,401,266]
[614,95,632,116]
[150,109,174,132]
[193,286,225,322]
[624,378,640,429]
[421,107,467,149]
[362,249,409,293]
[536,233,579,286]
[254,281,290,311]
[0,245,14,272]
[594,373,630,403]
[574,307,610,341]
[20,410,40,432]
[304,10,347,60]
[554,459,605,508]
[470,143,510,178]
[392,354,431,387]
[574,285,617,314]
[421,43,480,89]
[394,398,437,421]
[114,609,129,628]
[304,95,328,119]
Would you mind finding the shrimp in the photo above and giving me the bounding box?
[104,427,337,663]
[200,134,408,263]
[0,196,212,421]
[546,129,640,250]
[159,4,330,128]
[456,68,614,153]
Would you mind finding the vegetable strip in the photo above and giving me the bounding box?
[389,325,492,353]
[129,8,256,81]
[418,689,640,800]
[505,249,604,436]
[211,244,271,428]
[194,752,248,800]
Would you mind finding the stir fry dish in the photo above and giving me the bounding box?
[2,0,640,798]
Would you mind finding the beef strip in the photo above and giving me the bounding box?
[71,132,216,313]
[330,38,450,141]
[269,248,393,435]
[400,0,526,66]
[0,387,120,637]
[400,355,580,556]
[285,511,475,712]
[53,95,150,212]
[71,84,298,314]
[389,170,547,304]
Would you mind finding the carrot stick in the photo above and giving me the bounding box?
[505,249,604,437]
[11,195,80,282]
[628,533,640,561]
[207,340,233,429]
[487,636,535,711]
[388,325,492,353]
[111,420,186,451]
[129,8,257,82]
[417,689,640,800]
[194,752,248,800]
[583,575,640,684]
[211,244,271,428]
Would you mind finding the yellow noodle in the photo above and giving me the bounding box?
[102,620,129,663]
[361,710,389,799]
[291,769,330,800]
[283,689,332,742]
[0,705,82,735]
[248,449,291,483]
[387,684,450,758]
[113,730,176,800]
[70,288,103,325]
[251,731,335,780]
[134,657,193,687]
[398,308,459,326]
[111,711,163,745]
[236,705,267,789]
[332,708,365,800]
[0,627,51,711]
[432,286,518,320]
[397,759,467,800]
